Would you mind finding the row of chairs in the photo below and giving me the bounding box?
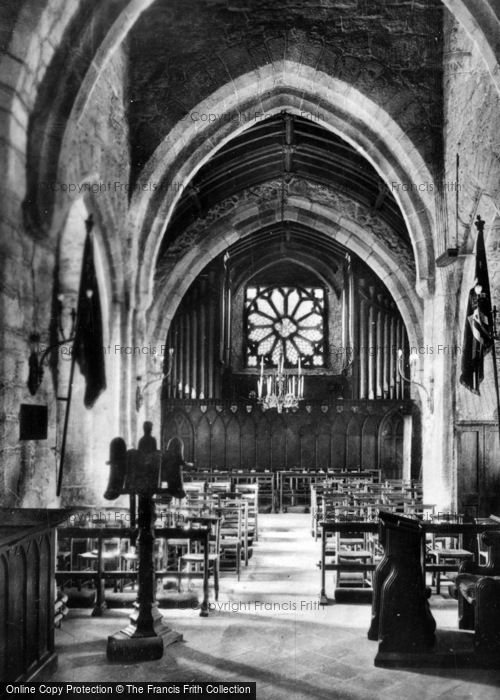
[314,478,427,592]
[185,466,388,513]
[311,477,425,539]
[318,513,500,603]
[159,487,255,586]
[315,475,484,596]
[57,483,260,609]
[185,470,274,512]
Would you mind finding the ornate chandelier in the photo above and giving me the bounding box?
[257,353,304,413]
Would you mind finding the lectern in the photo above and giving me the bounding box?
[104,438,182,662]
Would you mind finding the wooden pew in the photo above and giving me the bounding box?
[319,517,500,604]
[454,529,500,630]
[369,511,437,664]
[56,525,212,617]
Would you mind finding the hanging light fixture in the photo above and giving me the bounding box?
[257,351,304,413]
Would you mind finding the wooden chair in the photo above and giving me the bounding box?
[333,506,374,589]
[217,502,243,580]
[179,516,221,600]
[234,483,259,543]
[426,513,474,594]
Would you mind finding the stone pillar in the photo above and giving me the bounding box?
[420,286,454,513]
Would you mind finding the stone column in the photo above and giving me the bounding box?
[420,286,454,513]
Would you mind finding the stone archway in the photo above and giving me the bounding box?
[441,0,500,93]
[147,196,423,356]
[127,63,438,314]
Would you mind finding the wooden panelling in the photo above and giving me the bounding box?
[0,525,57,682]
[0,555,7,681]
[162,400,413,476]
[457,422,500,516]
[379,411,404,480]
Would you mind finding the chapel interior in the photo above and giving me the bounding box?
[2,0,500,696]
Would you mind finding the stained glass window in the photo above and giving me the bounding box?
[245,285,325,367]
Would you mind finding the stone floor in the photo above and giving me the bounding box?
[50,513,500,699]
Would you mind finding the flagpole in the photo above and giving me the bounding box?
[56,215,94,497]
[477,215,500,447]
[56,332,77,496]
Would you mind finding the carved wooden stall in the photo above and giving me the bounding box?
[0,508,70,682]
[162,400,413,477]
[159,238,416,476]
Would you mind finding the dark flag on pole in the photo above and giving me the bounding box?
[73,216,106,407]
[460,216,494,394]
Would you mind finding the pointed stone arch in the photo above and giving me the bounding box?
[441,0,500,94]
[128,61,438,314]
[148,197,423,354]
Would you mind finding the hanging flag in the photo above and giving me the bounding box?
[73,216,106,407]
[460,216,494,394]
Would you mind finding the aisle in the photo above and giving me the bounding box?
[50,514,500,699]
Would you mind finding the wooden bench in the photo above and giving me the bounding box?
[454,530,500,631]
[319,517,500,604]
[56,525,212,616]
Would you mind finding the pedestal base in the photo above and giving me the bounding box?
[107,619,183,662]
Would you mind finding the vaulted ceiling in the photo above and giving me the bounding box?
[130,0,441,297]
[15,0,441,321]
[128,0,443,178]
[165,113,405,241]
[156,112,411,278]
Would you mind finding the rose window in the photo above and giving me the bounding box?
[245,285,325,367]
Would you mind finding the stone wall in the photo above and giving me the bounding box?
[443,11,500,422]
[430,9,500,513]
[0,0,85,507]
[129,0,444,179]
[0,37,131,507]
